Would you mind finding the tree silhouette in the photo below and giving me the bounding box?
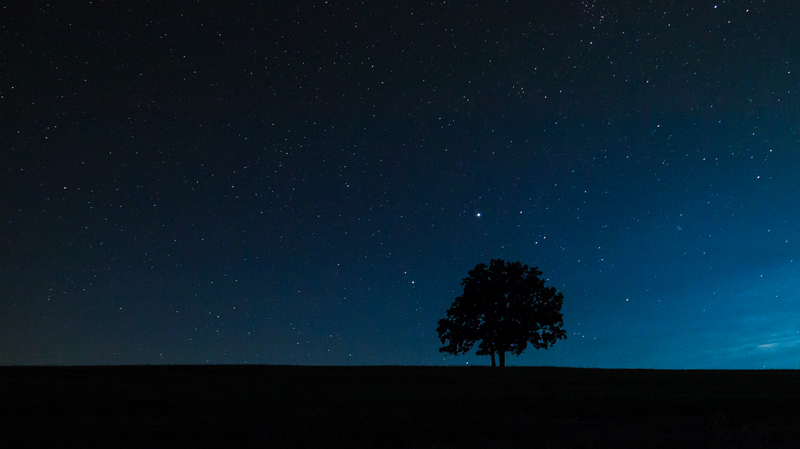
[437,259,566,367]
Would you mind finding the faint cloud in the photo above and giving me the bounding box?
[723,331,800,357]
[754,334,800,351]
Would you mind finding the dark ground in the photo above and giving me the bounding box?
[2,365,799,448]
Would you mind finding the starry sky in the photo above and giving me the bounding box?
[3,1,800,368]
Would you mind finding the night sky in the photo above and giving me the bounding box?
[3,1,800,368]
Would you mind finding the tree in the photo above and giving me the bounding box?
[437,259,566,367]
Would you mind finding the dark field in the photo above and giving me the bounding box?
[2,365,799,448]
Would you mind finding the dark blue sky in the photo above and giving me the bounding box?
[3,1,800,368]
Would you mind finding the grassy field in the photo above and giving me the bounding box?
[2,365,799,448]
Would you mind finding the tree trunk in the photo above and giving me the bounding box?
[490,351,496,367]
[498,351,505,367]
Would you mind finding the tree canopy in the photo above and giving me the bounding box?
[437,259,566,367]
